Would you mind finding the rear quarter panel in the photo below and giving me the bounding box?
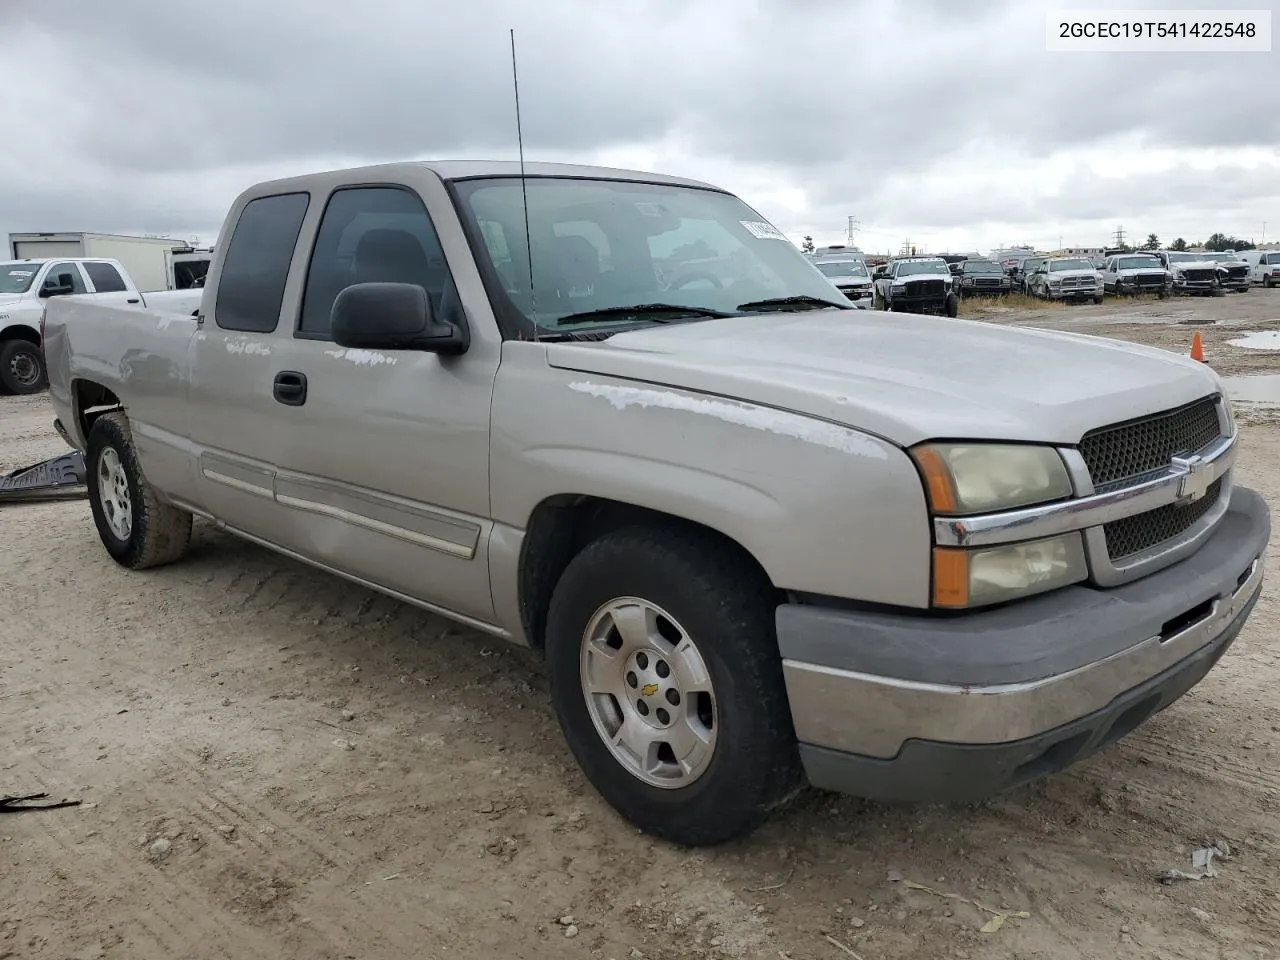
[44,297,199,502]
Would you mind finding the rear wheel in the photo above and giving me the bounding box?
[544,526,801,846]
[0,340,47,395]
[86,412,192,569]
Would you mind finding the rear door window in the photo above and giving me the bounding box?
[82,261,127,293]
[215,192,310,333]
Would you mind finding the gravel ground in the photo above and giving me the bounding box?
[2,289,1279,960]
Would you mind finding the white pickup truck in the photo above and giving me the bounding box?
[42,161,1269,845]
[0,257,201,393]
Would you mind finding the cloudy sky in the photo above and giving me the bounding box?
[2,0,1277,257]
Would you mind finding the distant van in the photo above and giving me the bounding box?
[1241,250,1280,287]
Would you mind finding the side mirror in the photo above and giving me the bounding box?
[330,282,466,355]
[40,274,75,298]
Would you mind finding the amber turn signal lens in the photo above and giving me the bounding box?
[931,547,969,608]
[911,446,959,514]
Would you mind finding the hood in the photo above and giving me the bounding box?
[1117,263,1168,275]
[1169,259,1218,271]
[546,311,1220,448]
[0,293,27,307]
[831,275,872,287]
[1044,269,1099,280]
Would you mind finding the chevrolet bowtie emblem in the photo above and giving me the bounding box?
[1172,454,1211,504]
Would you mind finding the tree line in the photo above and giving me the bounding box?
[1129,233,1258,253]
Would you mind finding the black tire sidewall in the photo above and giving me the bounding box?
[544,531,796,844]
[86,417,147,564]
[0,341,47,395]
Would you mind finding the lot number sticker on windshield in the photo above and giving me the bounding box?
[740,220,788,241]
[7,270,33,278]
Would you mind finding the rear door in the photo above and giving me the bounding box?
[187,191,313,542]
[263,176,499,623]
[79,260,144,308]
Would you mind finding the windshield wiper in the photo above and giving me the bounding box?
[555,303,737,326]
[735,295,851,313]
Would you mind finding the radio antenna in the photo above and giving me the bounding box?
[510,28,538,338]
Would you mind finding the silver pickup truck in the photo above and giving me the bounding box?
[43,161,1270,846]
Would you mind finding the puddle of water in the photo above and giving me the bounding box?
[1228,331,1280,351]
[1221,373,1280,407]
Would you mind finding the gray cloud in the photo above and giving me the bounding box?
[1,0,1277,252]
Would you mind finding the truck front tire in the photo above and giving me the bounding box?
[543,526,802,846]
[86,412,192,570]
[0,340,47,395]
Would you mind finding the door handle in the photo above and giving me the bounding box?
[126,297,141,304]
[273,371,308,406]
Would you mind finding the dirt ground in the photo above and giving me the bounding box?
[3,290,1280,960]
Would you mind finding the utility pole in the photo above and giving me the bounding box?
[846,216,861,248]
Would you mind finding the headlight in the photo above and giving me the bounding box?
[891,282,906,291]
[910,442,1073,515]
[932,534,1088,608]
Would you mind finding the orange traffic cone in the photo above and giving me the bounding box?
[1190,331,1205,363]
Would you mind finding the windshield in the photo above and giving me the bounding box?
[0,263,41,294]
[895,260,950,277]
[814,260,868,278]
[962,260,1003,274]
[1198,252,1233,261]
[1050,259,1095,271]
[1164,252,1200,263]
[1266,253,1280,265]
[451,177,847,332]
[1118,256,1161,269]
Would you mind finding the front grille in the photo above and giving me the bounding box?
[1227,265,1248,279]
[839,285,870,300]
[1135,272,1167,286]
[1104,478,1223,561]
[1183,268,1215,283]
[1079,396,1222,490]
[905,279,945,297]
[1060,276,1096,288]
[974,277,1002,287]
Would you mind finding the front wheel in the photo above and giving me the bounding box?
[1094,294,1104,305]
[0,340,47,395]
[945,293,959,318]
[86,412,193,569]
[544,526,801,846]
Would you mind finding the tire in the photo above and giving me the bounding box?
[1094,295,1104,305]
[544,525,802,846]
[86,412,192,570]
[945,293,959,318]
[0,340,47,395]
[1266,276,1274,289]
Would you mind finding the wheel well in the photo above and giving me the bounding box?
[517,495,778,651]
[73,380,123,439]
[0,324,40,346]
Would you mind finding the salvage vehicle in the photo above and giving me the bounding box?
[1101,254,1173,297]
[1151,251,1224,296]
[954,258,1012,298]
[1241,250,1280,287]
[1011,256,1047,293]
[42,160,1269,846]
[873,257,959,315]
[808,255,874,308]
[1027,257,1104,304]
[0,258,201,394]
[1196,251,1251,293]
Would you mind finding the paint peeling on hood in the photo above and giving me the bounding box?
[568,380,889,460]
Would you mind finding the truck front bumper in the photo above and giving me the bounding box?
[778,486,1269,802]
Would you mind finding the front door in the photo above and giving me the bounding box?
[263,181,499,624]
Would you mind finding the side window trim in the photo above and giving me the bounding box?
[295,183,456,342]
